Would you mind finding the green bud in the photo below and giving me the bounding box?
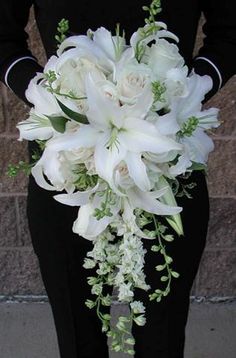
[155,264,166,271]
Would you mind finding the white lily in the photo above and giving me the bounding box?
[83,75,183,193]
[42,75,182,194]
[170,72,219,164]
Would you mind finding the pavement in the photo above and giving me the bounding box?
[0,300,235,358]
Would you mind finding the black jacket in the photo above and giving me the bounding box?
[0,0,236,103]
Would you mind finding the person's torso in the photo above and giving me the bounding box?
[33,0,202,66]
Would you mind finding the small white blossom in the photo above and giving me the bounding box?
[130,301,146,314]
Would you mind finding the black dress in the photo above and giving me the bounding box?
[0,1,236,357]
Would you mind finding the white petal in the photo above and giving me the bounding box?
[17,121,53,141]
[73,193,120,240]
[128,187,182,215]
[85,75,123,129]
[182,128,214,163]
[125,152,151,191]
[54,183,99,206]
[119,118,182,153]
[123,85,153,119]
[25,74,60,115]
[155,111,180,135]
[94,136,127,191]
[93,27,126,61]
[176,73,213,121]
[169,153,192,176]
[48,125,98,151]
[122,198,150,239]
[31,164,57,191]
[196,107,220,129]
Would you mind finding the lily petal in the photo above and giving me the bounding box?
[125,152,151,191]
[181,128,214,163]
[155,111,180,136]
[119,118,182,153]
[48,125,98,151]
[128,186,182,216]
[31,163,57,191]
[85,75,123,129]
[54,183,99,206]
[94,135,127,193]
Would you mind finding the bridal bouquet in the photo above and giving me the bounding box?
[11,0,220,354]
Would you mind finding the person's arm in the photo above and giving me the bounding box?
[192,0,236,101]
[0,0,43,104]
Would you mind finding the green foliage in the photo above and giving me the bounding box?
[44,70,87,100]
[148,215,180,303]
[135,0,162,61]
[7,144,43,178]
[73,164,98,191]
[93,186,116,220]
[46,115,69,133]
[56,98,88,124]
[142,0,162,25]
[152,81,166,104]
[168,175,197,199]
[55,18,69,45]
[178,116,199,137]
[7,161,32,177]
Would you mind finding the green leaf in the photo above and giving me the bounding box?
[160,275,168,282]
[189,161,207,171]
[163,235,174,242]
[151,245,160,252]
[125,338,135,345]
[165,255,173,264]
[127,349,135,355]
[155,264,166,271]
[171,271,180,278]
[46,115,68,133]
[85,299,96,309]
[56,99,88,124]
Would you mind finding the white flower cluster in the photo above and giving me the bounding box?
[15,2,220,350]
[115,233,150,301]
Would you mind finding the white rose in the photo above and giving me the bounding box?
[147,39,185,80]
[56,49,106,97]
[116,62,152,104]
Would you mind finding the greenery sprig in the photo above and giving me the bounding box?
[55,18,69,45]
[73,164,98,191]
[6,140,45,177]
[148,216,180,302]
[44,70,87,101]
[93,186,117,220]
[143,0,162,26]
[177,116,199,137]
[152,81,166,104]
[135,0,162,61]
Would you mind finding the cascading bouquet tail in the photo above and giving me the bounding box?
[9,0,220,354]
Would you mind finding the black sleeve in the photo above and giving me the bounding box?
[0,0,43,104]
[192,0,236,101]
